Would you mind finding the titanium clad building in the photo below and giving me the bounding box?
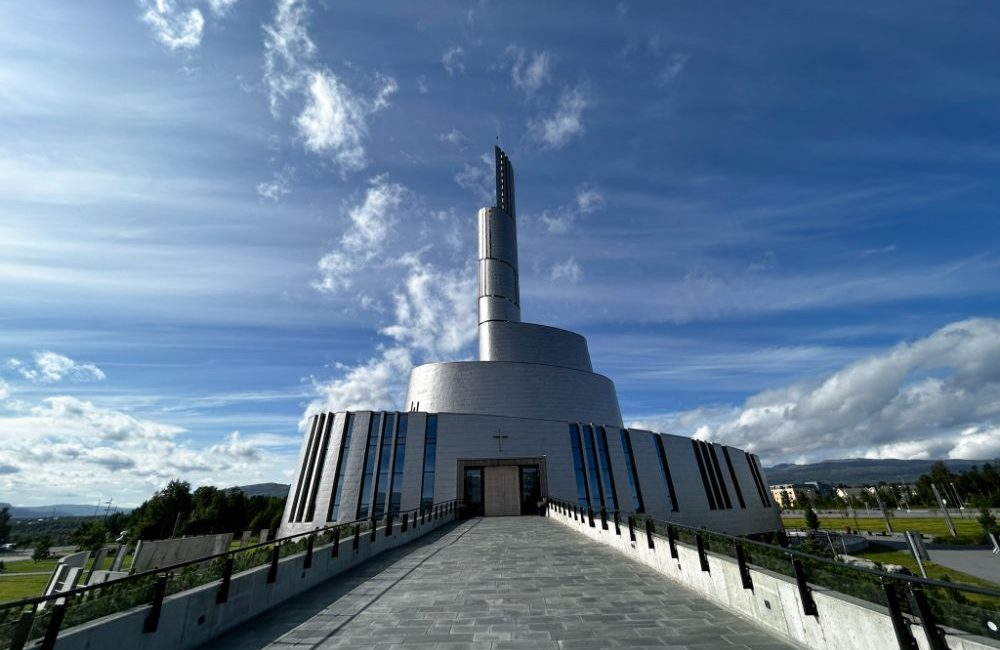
[280,147,782,537]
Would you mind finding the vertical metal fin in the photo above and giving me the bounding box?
[495,146,515,218]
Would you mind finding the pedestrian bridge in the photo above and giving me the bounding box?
[207,517,793,649]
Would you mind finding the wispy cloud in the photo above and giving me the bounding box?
[529,84,592,149]
[440,129,468,148]
[503,45,551,95]
[6,351,106,383]
[550,258,583,283]
[256,165,294,201]
[441,46,465,76]
[657,53,689,86]
[454,152,494,203]
[140,0,206,50]
[263,0,397,172]
[540,184,604,234]
[314,176,407,293]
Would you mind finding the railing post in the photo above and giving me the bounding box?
[10,610,35,650]
[352,524,360,551]
[39,602,67,650]
[216,557,233,603]
[909,585,946,650]
[573,506,579,521]
[696,533,710,572]
[645,518,655,549]
[370,517,378,543]
[304,534,315,569]
[588,508,596,528]
[791,558,817,616]
[402,513,409,532]
[735,543,753,590]
[332,527,341,557]
[142,574,168,633]
[600,508,608,530]
[267,543,280,584]
[882,579,917,650]
[667,524,678,559]
[627,515,636,542]
[421,508,426,525]
[386,513,394,537]
[613,512,621,536]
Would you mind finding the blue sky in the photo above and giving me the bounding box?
[2,1,999,506]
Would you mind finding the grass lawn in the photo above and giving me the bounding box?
[0,558,59,574]
[0,574,50,602]
[854,542,998,589]
[782,515,983,540]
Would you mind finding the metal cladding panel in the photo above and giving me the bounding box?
[478,207,518,270]
[479,296,521,324]
[602,425,635,512]
[310,412,344,523]
[628,430,673,518]
[406,361,623,427]
[280,416,316,526]
[333,411,372,523]
[399,412,426,513]
[478,321,593,371]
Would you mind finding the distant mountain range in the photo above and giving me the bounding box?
[763,458,994,486]
[235,482,289,498]
[0,502,132,520]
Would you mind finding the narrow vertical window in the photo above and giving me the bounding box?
[356,413,382,519]
[420,415,438,510]
[654,435,679,512]
[372,413,396,517]
[619,429,644,513]
[568,424,590,508]
[751,454,773,508]
[722,447,746,509]
[295,413,325,522]
[745,451,769,507]
[327,413,355,521]
[388,415,407,516]
[288,414,319,522]
[692,440,717,510]
[583,425,605,508]
[596,427,619,511]
[304,414,334,522]
[706,443,732,509]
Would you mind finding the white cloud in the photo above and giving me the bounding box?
[440,129,468,148]
[658,53,689,86]
[550,258,583,283]
[504,46,551,95]
[207,0,237,15]
[263,0,396,173]
[416,75,429,94]
[140,0,205,50]
[647,318,1000,464]
[208,431,261,460]
[7,351,106,383]
[540,184,604,234]
[314,176,407,293]
[256,165,294,201]
[0,378,9,401]
[442,46,465,76]
[454,153,494,203]
[529,84,591,149]
[33,396,180,441]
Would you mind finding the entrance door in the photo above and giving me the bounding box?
[463,467,483,517]
[484,466,520,516]
[519,465,541,515]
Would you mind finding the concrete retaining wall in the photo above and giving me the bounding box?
[132,533,233,572]
[550,507,998,650]
[51,510,459,650]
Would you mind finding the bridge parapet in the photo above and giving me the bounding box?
[547,498,1000,650]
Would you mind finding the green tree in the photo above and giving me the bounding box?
[70,520,108,552]
[32,536,52,562]
[128,479,193,540]
[977,507,998,543]
[0,506,10,543]
[804,505,820,532]
[797,534,835,559]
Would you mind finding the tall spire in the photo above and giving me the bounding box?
[494,145,515,219]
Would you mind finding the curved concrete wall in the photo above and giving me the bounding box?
[479,321,593,372]
[405,361,623,426]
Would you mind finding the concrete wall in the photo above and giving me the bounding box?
[280,411,781,539]
[52,509,460,650]
[549,505,997,650]
[405,361,623,425]
[132,534,233,572]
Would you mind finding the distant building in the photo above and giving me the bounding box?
[280,148,784,538]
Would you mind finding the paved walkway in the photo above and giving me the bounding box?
[207,517,794,650]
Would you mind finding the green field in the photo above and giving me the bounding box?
[782,515,983,540]
[0,574,50,602]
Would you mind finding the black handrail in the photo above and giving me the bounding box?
[547,497,1000,598]
[0,499,461,615]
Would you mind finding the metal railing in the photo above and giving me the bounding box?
[548,497,1000,648]
[0,500,460,650]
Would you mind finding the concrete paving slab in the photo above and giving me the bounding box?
[204,517,796,650]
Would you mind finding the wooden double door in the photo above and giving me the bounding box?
[463,463,542,517]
